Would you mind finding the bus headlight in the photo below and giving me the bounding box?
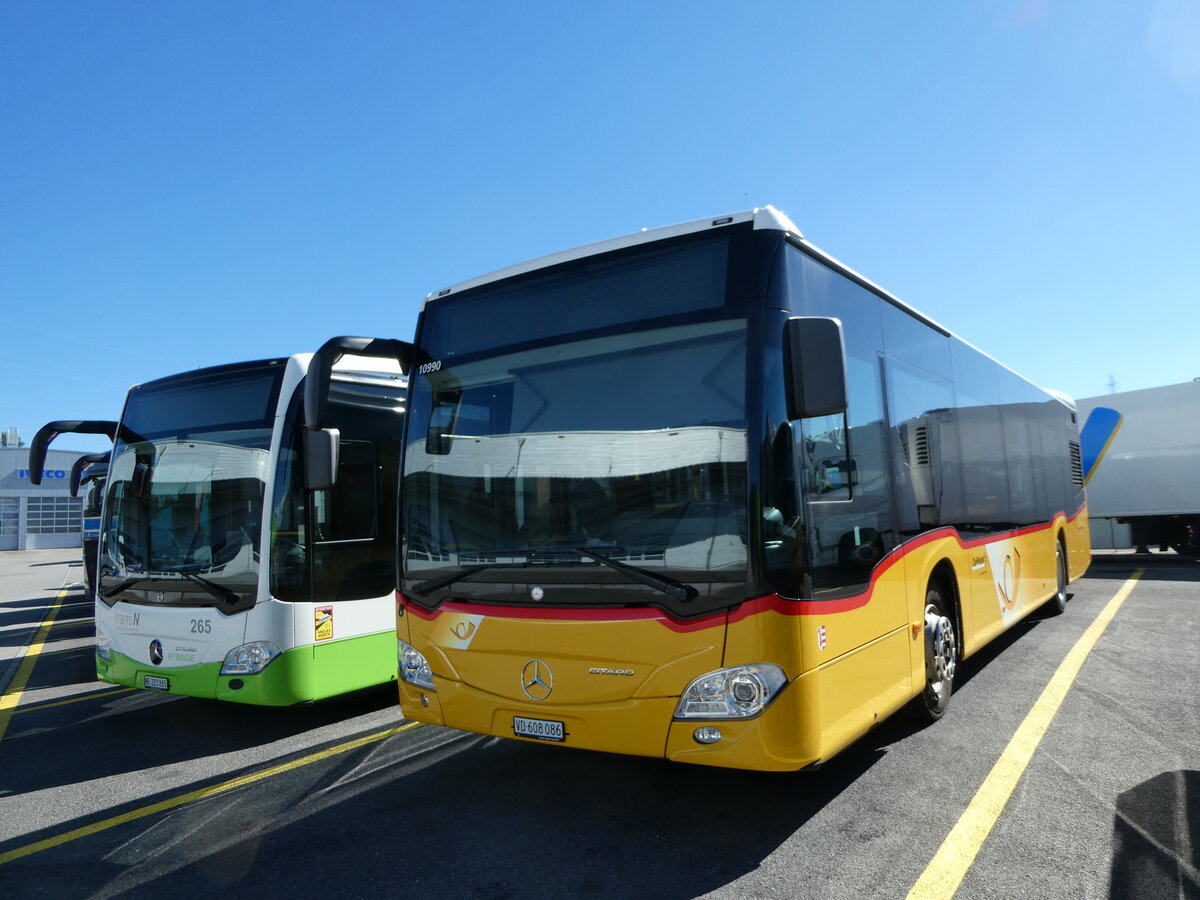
[674,664,787,719]
[398,639,435,690]
[95,623,112,661]
[220,641,281,676]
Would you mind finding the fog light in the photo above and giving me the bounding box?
[693,726,723,745]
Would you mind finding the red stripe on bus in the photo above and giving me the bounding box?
[736,504,1086,619]
[397,504,1086,630]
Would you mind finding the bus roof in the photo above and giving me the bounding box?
[422,205,1069,408]
[423,207,799,306]
[129,353,405,394]
[422,205,953,338]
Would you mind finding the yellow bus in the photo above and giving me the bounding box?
[394,207,1089,771]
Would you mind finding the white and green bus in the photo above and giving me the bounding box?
[29,337,409,704]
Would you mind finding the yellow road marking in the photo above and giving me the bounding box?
[907,569,1144,899]
[0,586,71,742]
[10,642,99,661]
[0,720,423,865]
[9,687,134,716]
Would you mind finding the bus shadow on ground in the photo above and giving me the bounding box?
[0,594,75,609]
[0,594,1087,899]
[1,575,1136,897]
[0,598,95,647]
[1085,554,1200,582]
[1109,770,1200,900]
[3,721,900,900]
[0,682,400,794]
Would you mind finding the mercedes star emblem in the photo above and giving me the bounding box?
[149,639,164,666]
[521,658,554,701]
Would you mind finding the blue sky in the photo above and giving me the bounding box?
[3,1,1198,451]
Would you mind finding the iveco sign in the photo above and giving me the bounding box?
[17,470,67,480]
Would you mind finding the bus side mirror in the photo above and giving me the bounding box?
[305,335,413,431]
[70,452,110,497]
[29,420,121,485]
[426,425,451,456]
[785,317,848,419]
[424,397,459,455]
[132,462,152,499]
[304,428,341,491]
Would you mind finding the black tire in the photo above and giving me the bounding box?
[1042,538,1068,616]
[910,582,957,723]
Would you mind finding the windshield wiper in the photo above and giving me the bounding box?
[409,545,596,594]
[100,578,148,600]
[408,545,696,603]
[568,547,696,602]
[161,566,242,607]
[409,560,565,596]
[99,570,241,607]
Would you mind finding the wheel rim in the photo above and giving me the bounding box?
[924,603,957,701]
[1056,546,1067,600]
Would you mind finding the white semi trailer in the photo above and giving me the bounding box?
[1078,380,1200,555]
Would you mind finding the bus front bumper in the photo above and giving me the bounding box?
[397,672,823,772]
[96,648,316,705]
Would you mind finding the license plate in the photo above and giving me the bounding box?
[513,716,565,742]
[143,675,170,691]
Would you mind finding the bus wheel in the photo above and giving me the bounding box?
[912,583,956,723]
[1043,538,1068,616]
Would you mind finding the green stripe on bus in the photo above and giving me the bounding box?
[311,629,398,701]
[96,630,397,706]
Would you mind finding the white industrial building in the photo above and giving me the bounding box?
[0,433,93,551]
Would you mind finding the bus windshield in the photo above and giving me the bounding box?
[100,362,284,609]
[402,237,751,617]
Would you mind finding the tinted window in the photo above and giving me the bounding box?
[948,340,1008,525]
[919,338,1079,530]
[780,246,885,361]
[766,244,1081,601]
[882,303,952,380]
[314,441,378,542]
[885,359,956,534]
[423,236,731,360]
[270,384,403,603]
[775,247,894,598]
[402,319,749,611]
[124,367,282,446]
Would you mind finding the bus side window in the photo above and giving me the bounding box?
[803,356,893,597]
[783,244,895,598]
[315,440,377,541]
[885,358,956,534]
[801,413,851,500]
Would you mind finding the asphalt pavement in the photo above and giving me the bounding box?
[0,548,1196,899]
